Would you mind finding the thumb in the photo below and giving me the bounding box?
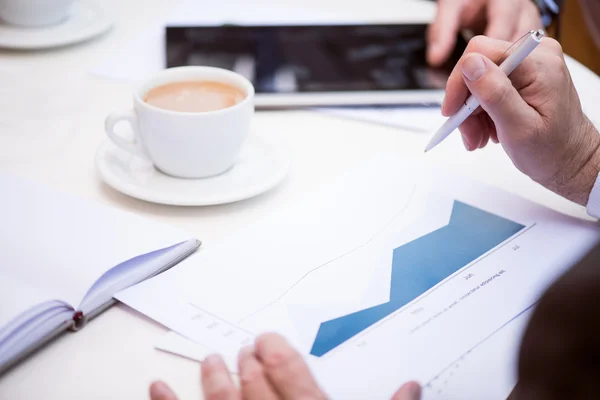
[460,53,532,129]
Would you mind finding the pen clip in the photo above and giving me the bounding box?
[494,29,545,65]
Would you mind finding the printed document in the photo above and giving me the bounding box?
[117,155,600,399]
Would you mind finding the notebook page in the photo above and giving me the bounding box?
[0,274,59,333]
[0,174,192,308]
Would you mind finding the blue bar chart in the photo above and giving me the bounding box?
[310,201,525,357]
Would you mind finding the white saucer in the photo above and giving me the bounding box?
[0,2,113,50]
[95,135,290,206]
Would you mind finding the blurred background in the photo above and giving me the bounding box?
[554,0,599,74]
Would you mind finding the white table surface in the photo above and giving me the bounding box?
[1,0,599,398]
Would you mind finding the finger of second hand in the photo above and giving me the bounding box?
[484,0,519,41]
[238,346,280,400]
[150,381,178,400]
[201,354,241,400]
[391,381,422,400]
[256,333,325,399]
[513,4,543,42]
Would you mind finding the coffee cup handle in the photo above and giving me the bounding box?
[105,111,144,157]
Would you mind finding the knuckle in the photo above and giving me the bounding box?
[549,53,567,71]
[540,52,568,81]
[256,332,308,377]
[256,332,281,345]
[542,38,564,56]
[261,345,298,370]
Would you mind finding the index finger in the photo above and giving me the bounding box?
[441,35,538,116]
[201,354,240,400]
[427,0,465,66]
[255,333,325,400]
[238,346,279,400]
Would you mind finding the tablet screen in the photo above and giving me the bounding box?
[166,24,467,95]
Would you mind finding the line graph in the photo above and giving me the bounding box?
[310,201,525,356]
[238,185,418,324]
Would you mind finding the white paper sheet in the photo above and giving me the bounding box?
[156,331,216,365]
[91,0,436,83]
[0,71,85,164]
[157,305,531,399]
[317,106,447,134]
[0,173,192,308]
[422,308,532,400]
[117,154,600,399]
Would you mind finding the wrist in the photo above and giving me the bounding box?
[544,117,600,206]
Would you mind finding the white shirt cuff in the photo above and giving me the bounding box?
[586,171,600,218]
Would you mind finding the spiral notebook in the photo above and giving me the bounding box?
[0,174,200,375]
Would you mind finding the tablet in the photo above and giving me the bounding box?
[165,24,468,109]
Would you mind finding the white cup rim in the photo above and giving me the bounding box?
[134,66,255,117]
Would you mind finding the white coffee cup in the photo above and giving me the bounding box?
[105,66,254,179]
[0,0,75,27]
